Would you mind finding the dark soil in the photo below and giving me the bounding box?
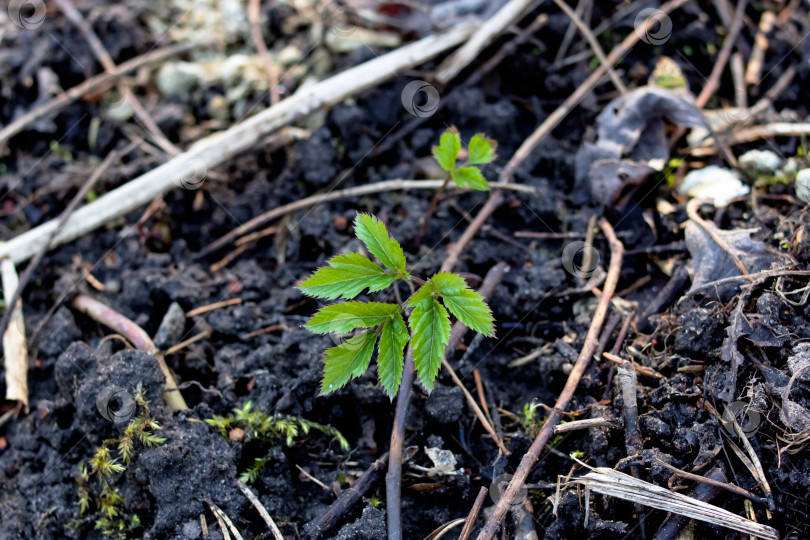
[2,1,810,539]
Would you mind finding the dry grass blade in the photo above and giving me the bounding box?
[569,468,778,540]
[1,259,28,408]
[236,479,284,540]
[422,518,467,540]
[206,499,243,540]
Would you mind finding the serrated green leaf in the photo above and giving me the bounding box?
[432,128,461,172]
[467,134,497,165]
[306,302,400,334]
[431,273,494,336]
[377,311,409,398]
[354,214,408,273]
[409,297,451,392]
[453,166,489,191]
[298,252,397,299]
[408,282,434,306]
[321,330,378,395]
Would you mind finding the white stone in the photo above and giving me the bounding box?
[679,165,750,207]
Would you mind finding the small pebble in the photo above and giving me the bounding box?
[795,169,810,204]
[679,165,749,207]
[739,149,782,175]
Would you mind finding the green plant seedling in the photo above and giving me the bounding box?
[298,214,495,398]
[432,127,497,191]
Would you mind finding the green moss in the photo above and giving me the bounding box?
[76,384,165,539]
[206,401,348,483]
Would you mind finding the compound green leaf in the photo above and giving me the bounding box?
[431,273,494,336]
[432,128,461,172]
[320,330,378,395]
[409,297,451,392]
[453,166,489,191]
[298,252,396,299]
[467,134,497,165]
[407,282,434,306]
[377,311,409,398]
[305,302,400,334]
[354,214,407,273]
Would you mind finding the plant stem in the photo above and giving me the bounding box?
[413,174,452,247]
[386,262,508,539]
[72,295,187,410]
[385,348,414,540]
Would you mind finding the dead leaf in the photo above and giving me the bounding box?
[576,86,706,204]
[685,221,785,299]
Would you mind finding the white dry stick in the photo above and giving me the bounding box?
[570,468,779,540]
[435,0,534,84]
[0,23,477,266]
[1,259,28,408]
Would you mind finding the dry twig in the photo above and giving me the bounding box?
[0,150,120,404]
[0,25,477,265]
[52,0,179,155]
[477,218,623,539]
[201,180,532,259]
[551,0,626,94]
[458,486,488,540]
[72,295,187,410]
[0,43,195,147]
